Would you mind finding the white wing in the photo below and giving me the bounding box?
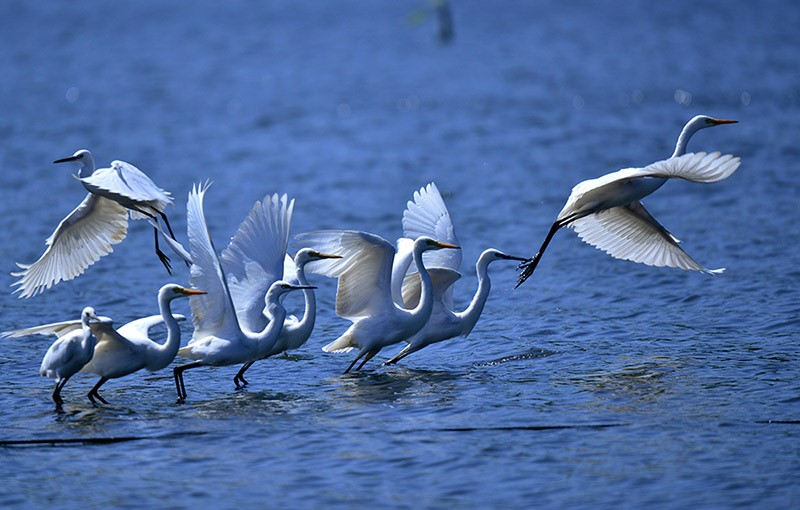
[391,237,414,304]
[117,314,186,340]
[402,182,462,272]
[220,194,294,333]
[570,201,723,273]
[11,194,129,299]
[401,267,461,310]
[80,160,172,216]
[283,254,298,285]
[638,152,741,183]
[295,230,396,319]
[186,183,241,339]
[153,220,193,264]
[2,319,82,339]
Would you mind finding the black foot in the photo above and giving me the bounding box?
[157,249,173,274]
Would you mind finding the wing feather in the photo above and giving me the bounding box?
[635,151,741,183]
[117,314,186,340]
[402,182,462,272]
[11,194,129,298]
[80,161,172,213]
[401,267,461,309]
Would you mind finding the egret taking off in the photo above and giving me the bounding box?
[12,149,177,299]
[171,183,314,402]
[385,183,527,365]
[516,116,740,286]
[298,230,459,373]
[2,307,107,410]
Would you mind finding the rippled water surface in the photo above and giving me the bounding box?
[1,1,799,508]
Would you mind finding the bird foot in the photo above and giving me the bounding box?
[156,249,173,274]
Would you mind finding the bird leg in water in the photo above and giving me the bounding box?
[355,349,379,371]
[234,361,254,389]
[384,345,415,366]
[173,361,204,403]
[344,351,367,374]
[87,377,109,405]
[52,377,69,409]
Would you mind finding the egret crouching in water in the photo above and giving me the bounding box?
[297,230,460,373]
[516,116,740,287]
[12,149,178,299]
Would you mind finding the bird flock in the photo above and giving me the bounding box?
[3,115,741,411]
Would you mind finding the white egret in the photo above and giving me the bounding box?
[516,143,741,287]
[12,149,177,299]
[171,183,314,402]
[78,284,203,404]
[297,230,459,373]
[2,307,106,410]
[385,183,527,365]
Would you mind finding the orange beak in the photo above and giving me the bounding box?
[433,241,460,250]
[711,118,738,125]
[179,288,207,295]
[316,252,343,259]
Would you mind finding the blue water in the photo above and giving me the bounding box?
[1,1,799,507]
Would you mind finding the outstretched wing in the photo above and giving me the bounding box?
[401,267,462,310]
[186,183,241,339]
[638,152,741,183]
[220,194,294,333]
[117,314,186,340]
[402,182,462,272]
[570,200,723,274]
[2,319,82,339]
[80,160,172,214]
[11,193,129,299]
[295,230,396,319]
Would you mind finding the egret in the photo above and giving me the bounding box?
[385,183,527,365]
[12,149,177,299]
[516,117,740,287]
[78,283,203,404]
[2,307,106,410]
[171,183,314,402]
[297,230,459,373]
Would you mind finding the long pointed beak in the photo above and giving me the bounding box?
[290,285,317,290]
[315,252,343,260]
[433,241,460,250]
[179,288,207,295]
[53,155,80,164]
[710,118,737,125]
[497,253,528,262]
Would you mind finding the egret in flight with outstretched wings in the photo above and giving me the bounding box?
[516,116,740,286]
[12,149,179,298]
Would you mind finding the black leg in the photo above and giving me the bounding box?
[385,345,415,366]
[234,361,254,389]
[173,362,204,403]
[153,227,173,275]
[160,211,189,267]
[344,351,367,374]
[52,377,69,408]
[355,350,379,371]
[87,377,109,405]
[516,219,568,288]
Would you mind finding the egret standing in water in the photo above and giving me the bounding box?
[298,230,459,373]
[385,183,527,365]
[516,116,739,286]
[12,149,177,298]
[2,307,107,410]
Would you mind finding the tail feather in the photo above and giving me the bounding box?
[323,330,356,353]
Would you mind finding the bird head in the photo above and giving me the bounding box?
[482,248,527,264]
[266,280,317,303]
[295,248,343,266]
[414,236,460,253]
[54,149,93,166]
[160,284,206,301]
[687,115,737,133]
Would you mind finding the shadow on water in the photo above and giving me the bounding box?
[0,431,206,448]
[476,346,559,366]
[325,367,465,405]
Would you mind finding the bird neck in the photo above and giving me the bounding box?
[407,246,435,322]
[456,252,492,336]
[77,154,96,178]
[148,293,183,369]
[672,121,700,158]
[252,299,287,355]
[287,261,315,341]
[81,324,97,351]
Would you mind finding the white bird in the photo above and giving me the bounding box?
[384,183,527,365]
[12,149,177,299]
[77,283,203,404]
[2,307,106,410]
[171,183,314,402]
[297,230,459,373]
[517,116,740,286]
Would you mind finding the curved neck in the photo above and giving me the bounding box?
[672,122,699,158]
[148,293,182,370]
[406,246,434,321]
[288,261,315,340]
[77,154,96,178]
[456,253,492,336]
[251,299,287,355]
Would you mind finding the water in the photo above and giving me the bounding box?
[1,0,799,507]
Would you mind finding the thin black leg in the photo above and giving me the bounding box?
[160,211,189,267]
[516,219,567,288]
[344,351,367,374]
[153,227,172,274]
[173,362,204,403]
[355,350,379,371]
[87,377,109,405]
[385,345,416,366]
[234,361,254,389]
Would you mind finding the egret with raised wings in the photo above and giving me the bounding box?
[385,183,527,365]
[12,149,177,298]
[171,184,314,402]
[516,118,740,287]
[298,230,459,373]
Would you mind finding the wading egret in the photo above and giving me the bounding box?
[516,145,741,287]
[297,230,459,373]
[386,183,526,365]
[12,149,177,298]
[2,307,106,410]
[171,183,313,402]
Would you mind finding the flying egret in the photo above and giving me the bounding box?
[171,183,314,402]
[297,230,459,373]
[12,149,177,299]
[384,183,527,365]
[516,136,741,287]
[77,284,203,404]
[2,307,106,410]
